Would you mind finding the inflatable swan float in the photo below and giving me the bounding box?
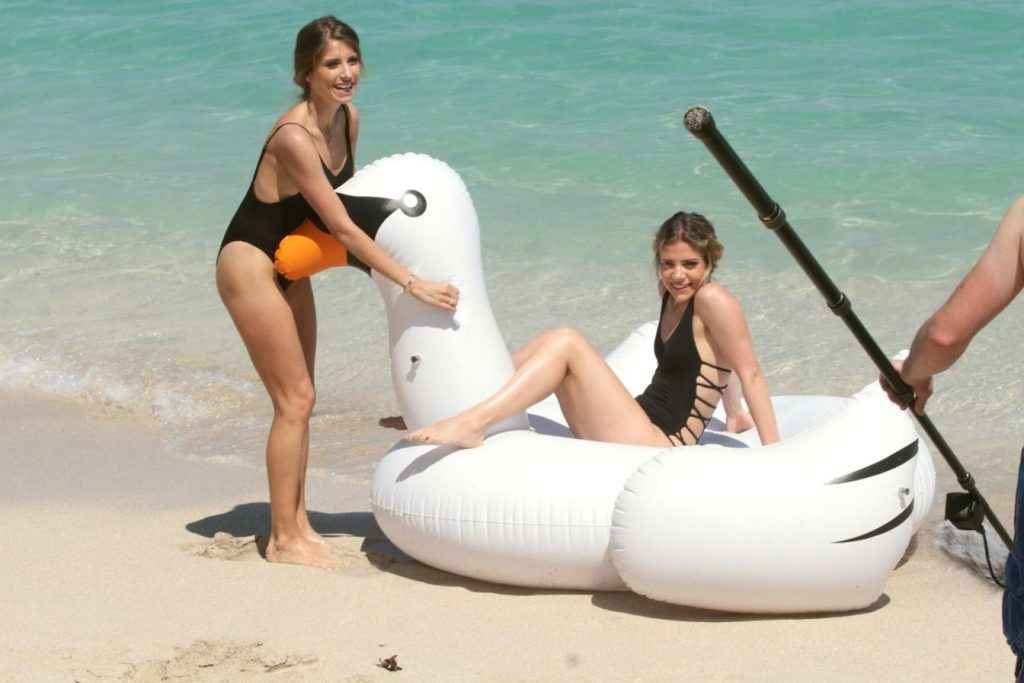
[289,153,936,613]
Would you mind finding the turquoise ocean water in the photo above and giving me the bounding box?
[2,2,1022,500]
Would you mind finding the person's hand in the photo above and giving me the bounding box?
[725,410,755,434]
[879,359,932,415]
[407,277,459,312]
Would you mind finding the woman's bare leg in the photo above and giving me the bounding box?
[408,327,670,448]
[510,331,551,369]
[384,331,543,434]
[217,244,333,568]
[284,277,325,545]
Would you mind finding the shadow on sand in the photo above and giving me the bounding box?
[185,503,378,540]
[185,503,899,621]
[590,592,890,623]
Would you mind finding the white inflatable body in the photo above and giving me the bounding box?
[341,153,936,613]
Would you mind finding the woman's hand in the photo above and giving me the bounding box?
[725,411,755,434]
[407,277,460,312]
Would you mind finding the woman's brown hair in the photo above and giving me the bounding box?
[293,16,361,99]
[652,211,724,275]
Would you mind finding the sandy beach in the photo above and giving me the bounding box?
[5,1,1022,680]
[1,389,1011,682]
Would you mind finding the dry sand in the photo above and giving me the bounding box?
[0,390,1012,681]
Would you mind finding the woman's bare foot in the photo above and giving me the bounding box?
[725,410,755,433]
[406,414,486,449]
[262,534,338,569]
[300,526,328,546]
[296,512,327,545]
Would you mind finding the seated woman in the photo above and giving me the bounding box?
[408,211,780,449]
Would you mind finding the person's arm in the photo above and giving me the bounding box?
[882,197,1024,413]
[270,125,458,311]
[722,373,755,433]
[696,284,780,445]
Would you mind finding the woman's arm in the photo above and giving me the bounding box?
[883,196,1024,413]
[722,373,755,433]
[696,284,780,445]
[270,125,457,311]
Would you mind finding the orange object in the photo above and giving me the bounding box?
[274,219,349,280]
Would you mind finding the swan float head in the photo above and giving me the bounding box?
[336,153,529,433]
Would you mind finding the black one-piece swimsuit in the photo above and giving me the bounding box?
[635,292,731,445]
[218,106,355,289]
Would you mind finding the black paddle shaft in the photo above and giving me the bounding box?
[683,106,1011,550]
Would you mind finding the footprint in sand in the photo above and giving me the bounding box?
[329,540,381,577]
[72,640,318,681]
[183,532,262,561]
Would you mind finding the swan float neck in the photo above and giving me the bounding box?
[337,153,528,433]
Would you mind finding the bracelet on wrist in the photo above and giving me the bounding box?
[403,274,417,292]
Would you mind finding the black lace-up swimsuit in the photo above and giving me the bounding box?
[218,106,355,289]
[635,293,731,445]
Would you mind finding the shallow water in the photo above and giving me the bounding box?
[2,2,1022,528]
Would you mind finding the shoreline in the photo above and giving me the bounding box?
[1,389,1013,681]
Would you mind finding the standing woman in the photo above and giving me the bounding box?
[217,16,458,569]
